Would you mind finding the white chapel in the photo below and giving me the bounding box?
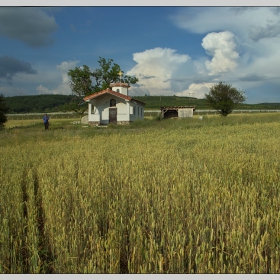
[83,81,145,126]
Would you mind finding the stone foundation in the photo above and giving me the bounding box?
[117,121,131,125]
[88,121,100,126]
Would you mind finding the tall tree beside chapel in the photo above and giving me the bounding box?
[67,57,138,113]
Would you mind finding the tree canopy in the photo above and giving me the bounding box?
[67,57,138,113]
[91,57,138,92]
[0,94,9,128]
[205,82,246,116]
[68,65,93,99]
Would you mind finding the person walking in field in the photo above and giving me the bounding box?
[43,114,50,130]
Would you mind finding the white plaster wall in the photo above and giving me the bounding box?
[88,102,100,122]
[117,100,127,114]
[87,93,133,124]
[178,108,194,118]
[130,104,145,121]
[112,86,128,96]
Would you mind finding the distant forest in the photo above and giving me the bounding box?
[5,95,76,113]
[4,94,280,113]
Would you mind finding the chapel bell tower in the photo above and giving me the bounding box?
[110,70,130,96]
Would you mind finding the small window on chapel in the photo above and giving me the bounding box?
[116,89,120,93]
[110,99,116,107]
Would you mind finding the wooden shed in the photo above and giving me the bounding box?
[161,106,196,119]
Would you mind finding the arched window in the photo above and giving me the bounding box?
[116,89,120,93]
[110,99,116,107]
[91,104,95,114]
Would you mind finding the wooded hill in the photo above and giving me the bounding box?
[5,95,75,113]
[4,94,280,113]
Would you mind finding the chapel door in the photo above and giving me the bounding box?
[109,108,117,124]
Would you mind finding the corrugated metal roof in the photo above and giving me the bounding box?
[161,106,196,110]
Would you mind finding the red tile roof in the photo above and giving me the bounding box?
[83,88,146,105]
[131,98,146,105]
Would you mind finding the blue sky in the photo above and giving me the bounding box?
[1,5,280,103]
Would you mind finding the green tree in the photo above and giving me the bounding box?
[0,94,9,128]
[67,65,93,114]
[91,57,138,92]
[205,82,246,116]
[68,65,93,98]
[67,57,138,113]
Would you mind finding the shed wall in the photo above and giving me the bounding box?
[178,108,194,118]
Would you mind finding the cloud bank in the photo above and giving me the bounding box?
[0,56,37,80]
[0,7,57,48]
[125,7,280,102]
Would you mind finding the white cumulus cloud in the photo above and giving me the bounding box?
[37,60,80,95]
[36,84,52,94]
[127,47,190,96]
[176,83,215,99]
[202,31,239,75]
[56,60,79,84]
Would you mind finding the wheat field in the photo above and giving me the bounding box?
[0,114,279,273]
